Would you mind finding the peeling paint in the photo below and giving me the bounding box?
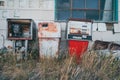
[39,38,59,58]
[38,22,61,57]
[38,22,61,38]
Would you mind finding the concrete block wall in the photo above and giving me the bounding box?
[0,0,55,49]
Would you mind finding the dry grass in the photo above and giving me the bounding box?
[0,50,120,80]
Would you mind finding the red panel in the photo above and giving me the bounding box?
[69,40,89,62]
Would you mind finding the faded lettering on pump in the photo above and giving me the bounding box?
[67,20,92,40]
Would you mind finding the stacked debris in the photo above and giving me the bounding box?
[92,40,120,50]
[92,40,120,59]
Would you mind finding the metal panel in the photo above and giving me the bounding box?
[67,19,92,40]
[39,38,59,58]
[38,22,61,38]
[7,19,33,40]
[38,22,61,57]
[69,40,89,63]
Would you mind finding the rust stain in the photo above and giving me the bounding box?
[38,22,60,38]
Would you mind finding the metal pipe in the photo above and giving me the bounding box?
[1,34,5,48]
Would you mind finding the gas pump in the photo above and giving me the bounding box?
[67,18,93,63]
[7,19,34,60]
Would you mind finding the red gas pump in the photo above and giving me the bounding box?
[67,19,92,63]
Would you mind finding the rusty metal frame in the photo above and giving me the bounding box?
[7,18,33,40]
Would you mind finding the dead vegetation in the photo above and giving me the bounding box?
[0,50,120,80]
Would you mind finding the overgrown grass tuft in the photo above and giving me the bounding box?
[0,50,120,80]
